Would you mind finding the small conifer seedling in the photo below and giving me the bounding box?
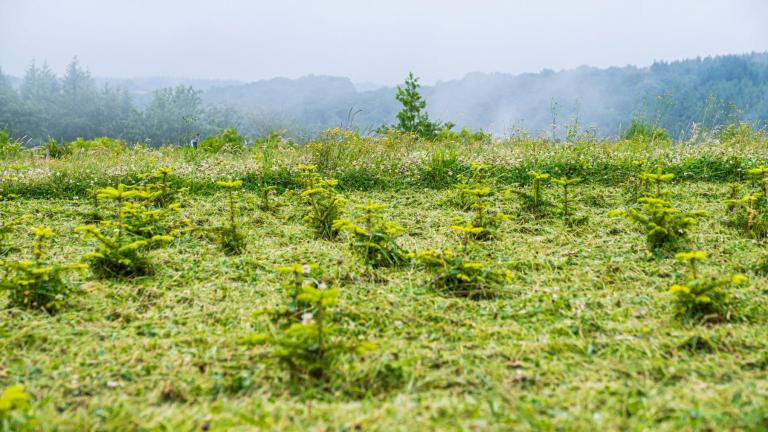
[610,197,707,249]
[215,179,247,254]
[453,162,494,210]
[640,167,675,198]
[252,153,279,212]
[83,187,103,223]
[76,184,172,278]
[508,170,551,215]
[142,166,189,208]
[725,183,742,212]
[0,226,86,312]
[333,201,409,267]
[268,262,323,323]
[668,251,747,322]
[459,186,508,241]
[258,185,277,212]
[724,192,768,237]
[244,263,376,380]
[527,170,550,212]
[153,166,176,205]
[301,177,346,240]
[553,176,582,219]
[746,165,768,205]
[409,249,512,299]
[450,220,485,247]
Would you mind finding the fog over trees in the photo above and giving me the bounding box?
[1,52,767,144]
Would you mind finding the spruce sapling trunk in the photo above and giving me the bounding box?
[563,184,569,217]
[554,176,581,219]
[116,194,124,247]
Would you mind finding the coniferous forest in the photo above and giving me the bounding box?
[2,52,768,144]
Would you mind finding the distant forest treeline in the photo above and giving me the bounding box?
[1,52,767,144]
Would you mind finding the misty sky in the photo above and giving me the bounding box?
[1,0,767,85]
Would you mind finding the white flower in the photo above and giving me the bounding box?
[301,312,314,324]
[301,263,311,275]
[317,282,327,290]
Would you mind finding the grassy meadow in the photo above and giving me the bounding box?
[2,131,768,431]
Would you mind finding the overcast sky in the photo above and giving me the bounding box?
[1,0,767,85]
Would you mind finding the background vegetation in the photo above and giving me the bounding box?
[2,52,768,144]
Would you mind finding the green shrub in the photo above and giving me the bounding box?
[623,119,669,143]
[420,147,461,188]
[436,127,492,145]
[44,137,69,159]
[720,122,758,145]
[199,128,245,153]
[65,137,126,154]
[0,130,22,158]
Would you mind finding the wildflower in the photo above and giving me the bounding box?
[301,312,314,324]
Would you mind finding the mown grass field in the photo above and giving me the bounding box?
[2,134,768,431]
